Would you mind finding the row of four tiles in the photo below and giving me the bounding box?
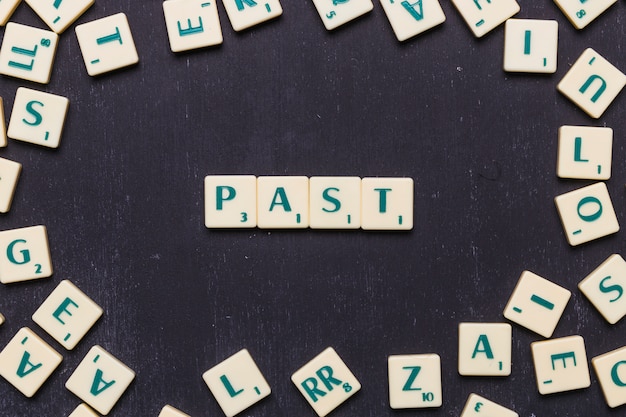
[204,176,414,230]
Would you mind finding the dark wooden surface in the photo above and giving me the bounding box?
[1,1,626,416]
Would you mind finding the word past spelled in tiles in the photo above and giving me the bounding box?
[0,327,62,397]
[557,125,612,180]
[503,19,558,73]
[8,87,69,148]
[553,0,617,30]
[68,404,100,417]
[66,345,136,415]
[221,0,283,32]
[554,182,619,246]
[451,0,519,38]
[32,280,103,350]
[388,353,441,409]
[557,48,626,118]
[592,345,626,408]
[579,254,626,324]
[531,335,590,395]
[202,349,271,417]
[380,0,446,42]
[458,323,511,376]
[292,347,361,417]
[0,22,59,84]
[158,404,192,417]
[163,0,223,53]
[0,156,22,213]
[311,0,373,31]
[503,270,571,338]
[25,0,95,34]
[75,13,139,76]
[0,225,53,284]
[460,393,518,417]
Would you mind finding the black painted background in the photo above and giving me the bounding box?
[1,1,626,416]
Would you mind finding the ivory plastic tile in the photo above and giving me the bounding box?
[32,280,103,350]
[380,0,446,42]
[557,48,626,119]
[68,404,99,417]
[388,353,441,409]
[0,225,53,284]
[159,404,191,417]
[503,271,571,338]
[205,175,257,228]
[221,0,282,32]
[0,327,62,397]
[163,0,223,52]
[75,13,139,76]
[553,0,617,30]
[25,0,94,33]
[531,335,590,395]
[0,0,21,26]
[554,182,619,246]
[460,393,518,417]
[0,22,58,84]
[8,87,69,148]
[0,313,4,325]
[66,345,136,415]
[451,0,519,38]
[311,0,373,31]
[0,97,6,147]
[458,323,511,376]
[579,254,626,324]
[0,157,22,213]
[257,176,309,228]
[592,345,626,408]
[503,19,558,73]
[202,349,271,417]
[557,126,612,180]
[292,347,360,417]
[361,177,413,230]
[309,177,361,229]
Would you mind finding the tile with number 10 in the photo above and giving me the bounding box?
[388,354,441,409]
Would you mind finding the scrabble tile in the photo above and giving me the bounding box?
[503,19,558,73]
[221,0,282,32]
[458,322,511,376]
[0,97,7,147]
[0,22,59,84]
[579,254,626,324]
[0,157,22,213]
[68,404,99,417]
[163,0,223,53]
[557,48,626,119]
[557,126,612,180]
[25,0,94,34]
[158,404,191,417]
[380,0,446,42]
[531,335,590,395]
[0,313,4,325]
[75,13,139,76]
[311,0,373,31]
[66,345,135,415]
[503,270,571,338]
[0,225,53,284]
[451,0,519,38]
[553,0,617,30]
[205,175,257,228]
[309,176,361,229]
[291,347,361,417]
[8,87,69,149]
[32,280,103,350]
[0,327,62,397]
[388,353,441,409]
[460,393,518,417]
[592,345,626,408]
[0,0,21,26]
[554,182,619,246]
[202,349,271,417]
[257,176,309,228]
[361,177,413,230]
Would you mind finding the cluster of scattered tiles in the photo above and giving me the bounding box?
[204,176,414,230]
